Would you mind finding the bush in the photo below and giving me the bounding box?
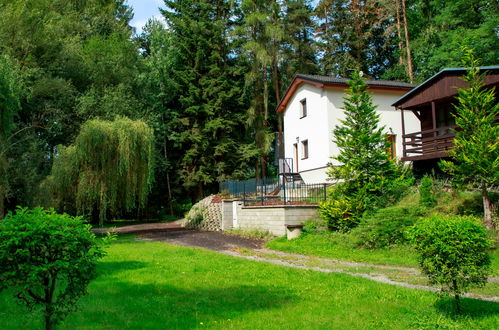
[352,206,422,249]
[419,175,436,207]
[319,198,360,232]
[302,219,325,234]
[0,207,108,329]
[185,204,206,229]
[407,215,492,312]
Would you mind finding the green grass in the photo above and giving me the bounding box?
[1,236,498,329]
[267,188,499,276]
[266,231,421,267]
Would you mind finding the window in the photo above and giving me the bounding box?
[300,98,307,118]
[301,140,309,159]
[386,134,396,159]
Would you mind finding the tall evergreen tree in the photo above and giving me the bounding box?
[440,50,498,231]
[161,0,249,198]
[282,0,319,80]
[315,0,392,77]
[328,72,397,208]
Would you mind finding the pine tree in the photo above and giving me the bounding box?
[161,0,248,198]
[316,0,394,78]
[237,0,283,181]
[328,72,397,207]
[282,0,318,79]
[440,50,498,231]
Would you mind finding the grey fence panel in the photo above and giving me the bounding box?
[220,178,329,206]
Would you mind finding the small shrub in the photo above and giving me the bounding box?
[352,206,421,248]
[407,215,492,313]
[302,219,325,234]
[0,207,108,330]
[319,198,360,232]
[185,204,206,229]
[419,175,436,207]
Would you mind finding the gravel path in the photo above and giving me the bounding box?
[94,222,498,303]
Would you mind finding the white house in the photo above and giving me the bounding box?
[276,74,420,184]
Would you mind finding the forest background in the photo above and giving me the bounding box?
[0,0,497,220]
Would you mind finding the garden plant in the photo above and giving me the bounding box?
[408,215,492,312]
[0,207,108,329]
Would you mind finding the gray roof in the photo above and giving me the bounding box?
[392,65,499,107]
[296,74,416,89]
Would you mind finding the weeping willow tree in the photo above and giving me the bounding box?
[47,118,155,225]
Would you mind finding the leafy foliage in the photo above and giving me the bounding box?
[319,198,360,232]
[47,118,155,225]
[419,175,436,208]
[407,215,492,312]
[185,204,206,229]
[0,55,21,218]
[0,207,107,329]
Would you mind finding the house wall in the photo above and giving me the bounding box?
[283,84,330,179]
[283,84,419,183]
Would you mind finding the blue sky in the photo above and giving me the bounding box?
[127,0,165,34]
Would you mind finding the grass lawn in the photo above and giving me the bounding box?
[266,232,499,277]
[266,189,499,276]
[1,236,498,329]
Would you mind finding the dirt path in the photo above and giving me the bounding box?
[93,221,264,251]
[94,222,499,303]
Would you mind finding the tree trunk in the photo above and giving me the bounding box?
[482,190,494,231]
[0,189,4,219]
[198,182,204,200]
[401,0,414,82]
[452,279,461,313]
[44,276,56,330]
[163,135,174,216]
[396,0,404,65]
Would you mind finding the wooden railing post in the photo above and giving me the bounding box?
[400,107,406,157]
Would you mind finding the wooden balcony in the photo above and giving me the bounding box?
[402,126,455,161]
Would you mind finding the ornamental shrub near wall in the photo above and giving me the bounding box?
[319,198,360,232]
[0,207,107,330]
[407,215,492,312]
[352,206,423,248]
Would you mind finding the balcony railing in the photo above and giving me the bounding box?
[402,126,456,160]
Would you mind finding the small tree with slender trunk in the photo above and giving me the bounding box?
[408,215,492,313]
[440,49,498,231]
[0,207,108,329]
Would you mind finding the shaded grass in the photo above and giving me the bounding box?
[1,237,498,329]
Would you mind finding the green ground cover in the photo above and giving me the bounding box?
[1,236,497,329]
[267,189,499,277]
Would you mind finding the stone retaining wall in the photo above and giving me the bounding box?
[185,196,319,236]
[231,203,319,236]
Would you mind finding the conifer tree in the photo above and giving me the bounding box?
[328,72,397,207]
[440,50,498,231]
[161,0,248,198]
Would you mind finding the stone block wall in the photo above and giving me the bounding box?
[231,204,319,236]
